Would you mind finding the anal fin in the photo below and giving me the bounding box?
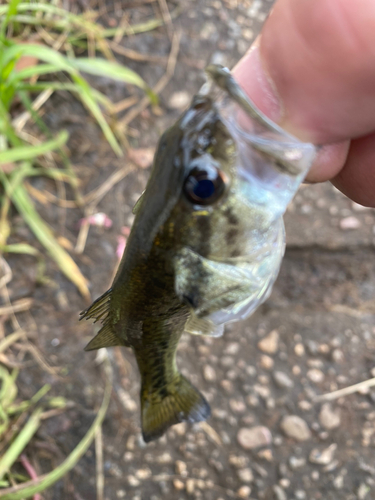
[84,323,125,351]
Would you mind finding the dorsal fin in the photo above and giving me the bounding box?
[80,288,112,323]
[80,288,128,350]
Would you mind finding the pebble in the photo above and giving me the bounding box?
[309,444,337,465]
[229,455,249,468]
[168,91,191,110]
[257,330,279,354]
[237,486,252,498]
[273,485,287,500]
[156,452,172,464]
[357,483,371,499]
[237,426,272,449]
[229,398,247,413]
[127,475,140,487]
[173,479,185,490]
[289,456,306,469]
[136,468,151,479]
[260,354,274,369]
[294,343,305,356]
[237,468,254,483]
[294,490,307,499]
[273,371,294,389]
[186,479,195,494]
[319,403,341,430]
[203,365,216,382]
[340,216,361,230]
[280,415,311,441]
[257,449,273,461]
[307,368,325,383]
[175,460,187,476]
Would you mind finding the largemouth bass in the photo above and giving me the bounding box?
[80,65,315,442]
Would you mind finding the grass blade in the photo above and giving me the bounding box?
[0,171,90,299]
[0,407,43,481]
[0,375,112,499]
[0,131,68,164]
[68,58,157,103]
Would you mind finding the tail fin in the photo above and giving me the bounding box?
[141,375,211,443]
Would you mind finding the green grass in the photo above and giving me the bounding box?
[0,0,173,496]
[0,0,159,298]
[0,331,112,499]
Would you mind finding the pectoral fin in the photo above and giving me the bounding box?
[174,247,257,322]
[184,313,224,338]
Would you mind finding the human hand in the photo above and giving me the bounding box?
[233,0,375,207]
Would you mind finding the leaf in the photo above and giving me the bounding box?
[68,58,157,103]
[0,131,68,164]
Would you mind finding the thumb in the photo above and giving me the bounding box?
[233,0,375,182]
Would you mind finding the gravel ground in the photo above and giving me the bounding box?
[3,1,375,499]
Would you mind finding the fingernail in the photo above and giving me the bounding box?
[233,40,282,123]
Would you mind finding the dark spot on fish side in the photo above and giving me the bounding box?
[231,248,241,257]
[224,207,239,226]
[226,228,239,245]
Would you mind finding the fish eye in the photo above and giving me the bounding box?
[183,164,227,205]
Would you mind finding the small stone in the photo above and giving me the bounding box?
[229,398,246,413]
[295,490,307,499]
[331,349,344,363]
[289,456,306,469]
[309,444,337,465]
[225,342,240,355]
[298,400,312,411]
[136,468,152,479]
[168,91,190,109]
[273,485,287,500]
[258,330,279,354]
[333,474,344,489]
[319,404,341,430]
[260,355,274,369]
[294,343,305,356]
[156,452,172,464]
[279,478,290,488]
[203,365,216,382]
[257,449,273,461]
[127,475,140,487]
[273,371,294,389]
[357,483,371,499]
[340,216,361,230]
[307,368,325,383]
[237,426,272,449]
[186,479,195,494]
[221,380,233,392]
[237,468,254,483]
[173,479,185,490]
[237,485,252,498]
[280,415,311,441]
[229,455,249,468]
[175,460,187,476]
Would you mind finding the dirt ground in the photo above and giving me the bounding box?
[4,1,375,499]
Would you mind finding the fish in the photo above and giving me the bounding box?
[80,65,316,442]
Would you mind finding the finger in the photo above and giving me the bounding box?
[234,0,375,144]
[332,132,375,207]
